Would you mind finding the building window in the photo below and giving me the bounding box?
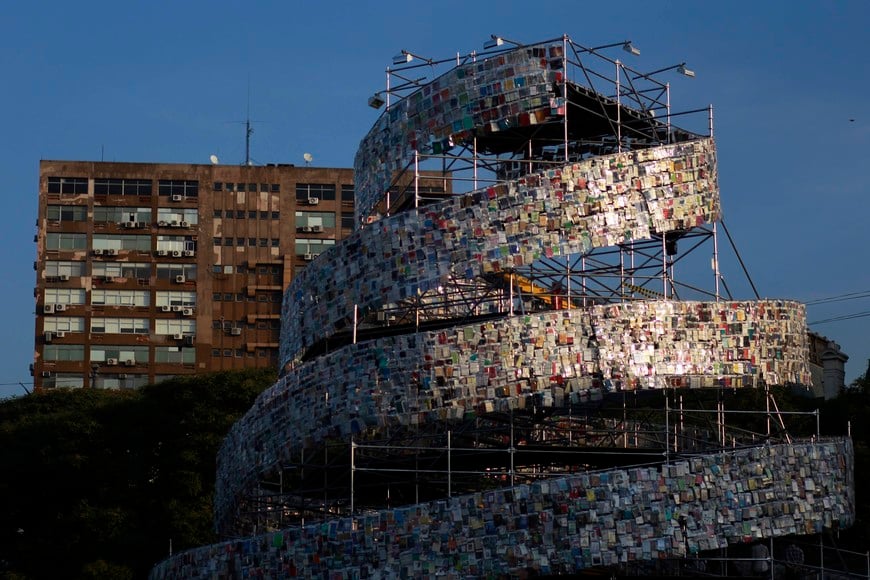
[45,288,86,305]
[46,233,87,251]
[155,319,196,336]
[91,345,148,363]
[94,374,149,390]
[155,291,195,307]
[43,373,84,388]
[46,205,87,222]
[92,290,150,307]
[91,317,150,334]
[296,183,336,202]
[93,234,151,252]
[156,235,196,253]
[235,210,245,219]
[45,261,86,277]
[43,316,86,333]
[236,238,246,247]
[93,261,151,279]
[341,212,355,229]
[94,179,152,196]
[295,238,336,256]
[157,208,198,225]
[44,344,85,361]
[259,238,268,247]
[248,238,257,247]
[48,177,88,195]
[271,211,279,219]
[94,207,152,224]
[295,211,336,229]
[214,182,223,191]
[156,263,196,281]
[341,184,355,202]
[248,210,257,219]
[158,180,198,198]
[271,184,280,193]
[212,348,220,357]
[270,239,279,247]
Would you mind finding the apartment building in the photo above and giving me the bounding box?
[33,160,355,389]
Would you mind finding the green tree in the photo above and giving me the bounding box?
[0,369,273,579]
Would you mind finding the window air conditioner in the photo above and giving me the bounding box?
[307,197,319,205]
[172,333,184,340]
[182,250,195,257]
[182,308,194,316]
[303,253,314,261]
[170,220,179,227]
[106,358,119,366]
[124,359,135,366]
[180,221,189,228]
[300,226,311,232]
[54,304,68,312]
[43,304,56,314]
[171,250,181,257]
[311,225,323,233]
[161,305,172,312]
[157,221,168,227]
[106,248,117,255]
[123,221,136,228]
[58,274,70,281]
[175,275,186,283]
[230,327,242,336]
[171,305,182,312]
[44,331,53,342]
[93,249,103,255]
[171,194,183,202]
[157,250,168,256]
[55,331,66,338]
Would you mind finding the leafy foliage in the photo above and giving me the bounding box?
[0,369,273,579]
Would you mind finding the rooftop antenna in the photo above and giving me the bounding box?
[209,154,220,165]
[303,152,313,166]
[245,76,253,166]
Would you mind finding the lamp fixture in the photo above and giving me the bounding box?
[632,62,697,81]
[392,50,433,66]
[622,41,640,56]
[367,93,386,109]
[677,64,695,78]
[484,35,523,50]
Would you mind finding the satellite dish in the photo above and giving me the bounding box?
[303,152,313,166]
[209,154,219,165]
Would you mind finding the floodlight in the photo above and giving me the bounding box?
[484,35,523,49]
[677,64,695,78]
[393,52,413,65]
[368,93,385,109]
[622,42,640,56]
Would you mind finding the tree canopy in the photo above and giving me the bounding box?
[0,369,274,579]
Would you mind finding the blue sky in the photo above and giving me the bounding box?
[2,1,869,399]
